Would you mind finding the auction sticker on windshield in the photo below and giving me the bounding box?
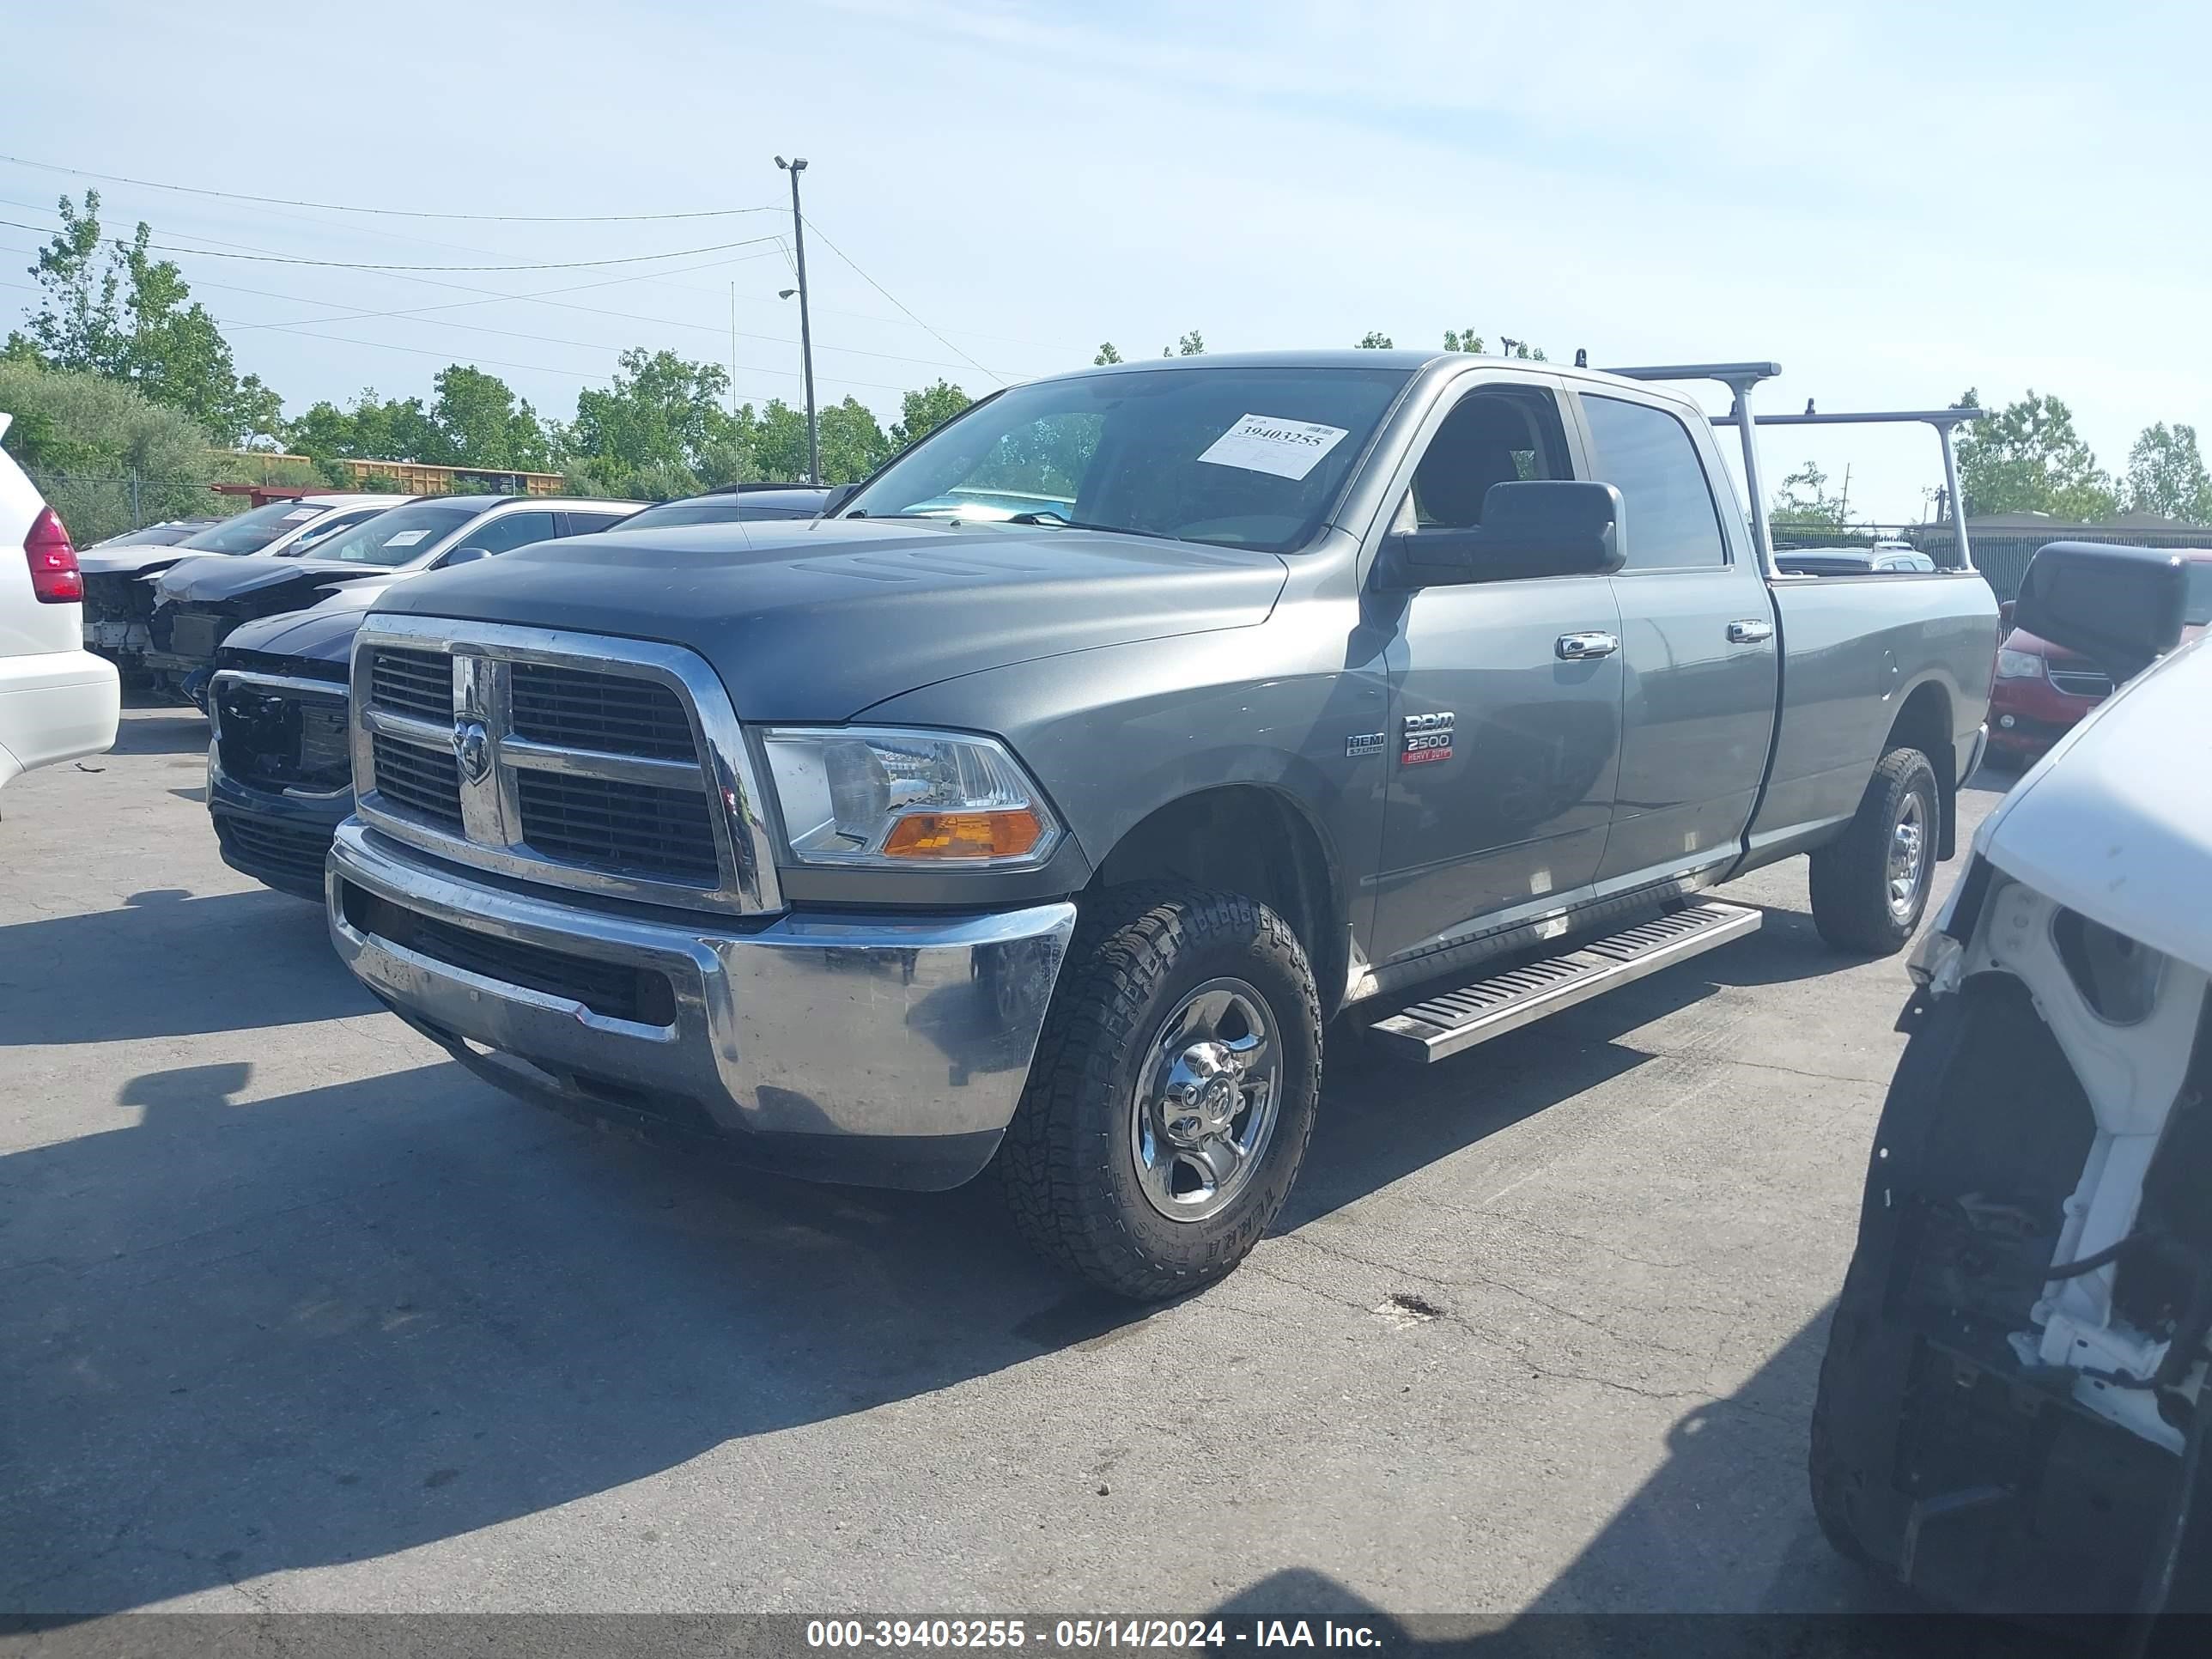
[383,530,429,548]
[1198,413,1350,481]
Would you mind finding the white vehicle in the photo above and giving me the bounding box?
[0,415,120,792]
[79,493,413,678]
[1812,541,2212,1619]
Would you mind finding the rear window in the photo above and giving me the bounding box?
[2188,562,2212,626]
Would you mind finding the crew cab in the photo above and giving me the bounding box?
[322,351,1998,1298]
[1989,550,2211,762]
[149,495,640,706]
[1811,543,2212,1621]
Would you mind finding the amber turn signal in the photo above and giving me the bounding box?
[881,808,1045,860]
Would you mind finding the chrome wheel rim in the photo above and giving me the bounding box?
[1887,792,1929,921]
[1130,978,1281,1223]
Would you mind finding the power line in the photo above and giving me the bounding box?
[2,206,1036,382]
[0,216,782,272]
[801,216,1006,386]
[0,152,783,224]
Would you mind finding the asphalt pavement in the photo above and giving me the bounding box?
[0,702,2010,1619]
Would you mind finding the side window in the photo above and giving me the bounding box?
[1581,395,1728,570]
[562,511,635,536]
[445,510,557,561]
[1396,387,1574,532]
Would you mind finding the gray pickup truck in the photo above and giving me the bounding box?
[325,351,1996,1298]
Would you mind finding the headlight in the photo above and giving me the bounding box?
[758,726,1060,867]
[1995,647,2046,679]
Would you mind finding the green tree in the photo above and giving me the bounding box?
[1954,387,2118,521]
[818,396,892,483]
[0,359,219,544]
[6,192,283,443]
[1356,331,1394,349]
[1769,461,1867,545]
[1093,343,1123,366]
[1163,330,1205,357]
[2120,422,2212,524]
[890,380,971,448]
[1443,329,1483,354]
[562,347,745,495]
[6,192,124,375]
[289,388,450,466]
[429,364,550,470]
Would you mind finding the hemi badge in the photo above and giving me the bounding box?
[1401,710,1455,765]
[1346,732,1386,757]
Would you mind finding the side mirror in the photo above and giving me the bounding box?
[2014,541,2188,683]
[440,545,492,566]
[1379,481,1625,588]
[821,483,860,516]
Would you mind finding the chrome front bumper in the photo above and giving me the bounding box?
[327,820,1077,1189]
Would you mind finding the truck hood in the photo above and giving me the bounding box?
[368,518,1291,720]
[154,553,398,608]
[218,586,392,669]
[1978,634,2212,975]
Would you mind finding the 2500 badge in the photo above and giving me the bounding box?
[1400,710,1454,765]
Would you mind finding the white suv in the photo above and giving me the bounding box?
[0,415,121,792]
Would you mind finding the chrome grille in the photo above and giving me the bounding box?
[515,769,720,883]
[2048,669,2113,700]
[370,732,465,829]
[350,618,779,915]
[510,661,696,759]
[369,647,456,722]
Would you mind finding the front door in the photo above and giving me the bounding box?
[1367,380,1625,972]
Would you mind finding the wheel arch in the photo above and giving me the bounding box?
[1091,783,1346,1015]
[1885,678,1958,860]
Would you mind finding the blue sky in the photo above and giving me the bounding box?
[6,0,2206,520]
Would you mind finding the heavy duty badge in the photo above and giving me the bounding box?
[1401,710,1455,765]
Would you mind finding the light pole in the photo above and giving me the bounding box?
[775,155,819,486]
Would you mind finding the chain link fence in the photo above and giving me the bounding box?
[21,470,244,548]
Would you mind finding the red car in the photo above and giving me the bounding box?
[1989,549,2211,760]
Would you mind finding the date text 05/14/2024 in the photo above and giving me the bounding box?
[805,1619,1385,1650]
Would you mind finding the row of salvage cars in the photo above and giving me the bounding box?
[77,483,828,897]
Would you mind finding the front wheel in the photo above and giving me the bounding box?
[1808,746,1941,956]
[995,884,1322,1301]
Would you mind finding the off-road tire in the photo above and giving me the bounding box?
[1809,745,1941,955]
[995,884,1322,1301]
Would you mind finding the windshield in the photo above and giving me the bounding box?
[2188,562,2212,627]
[841,365,1413,553]
[176,499,336,555]
[301,500,478,567]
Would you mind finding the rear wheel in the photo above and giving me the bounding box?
[995,884,1322,1301]
[1809,746,1941,955]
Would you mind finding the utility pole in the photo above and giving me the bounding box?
[729,282,738,417]
[775,155,819,485]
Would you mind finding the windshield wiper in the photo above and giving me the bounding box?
[1006,509,1071,526]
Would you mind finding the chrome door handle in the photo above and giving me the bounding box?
[1555,631,1620,660]
[1727,618,1775,644]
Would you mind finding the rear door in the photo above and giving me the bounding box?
[1367,376,1626,969]
[1573,389,1778,888]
